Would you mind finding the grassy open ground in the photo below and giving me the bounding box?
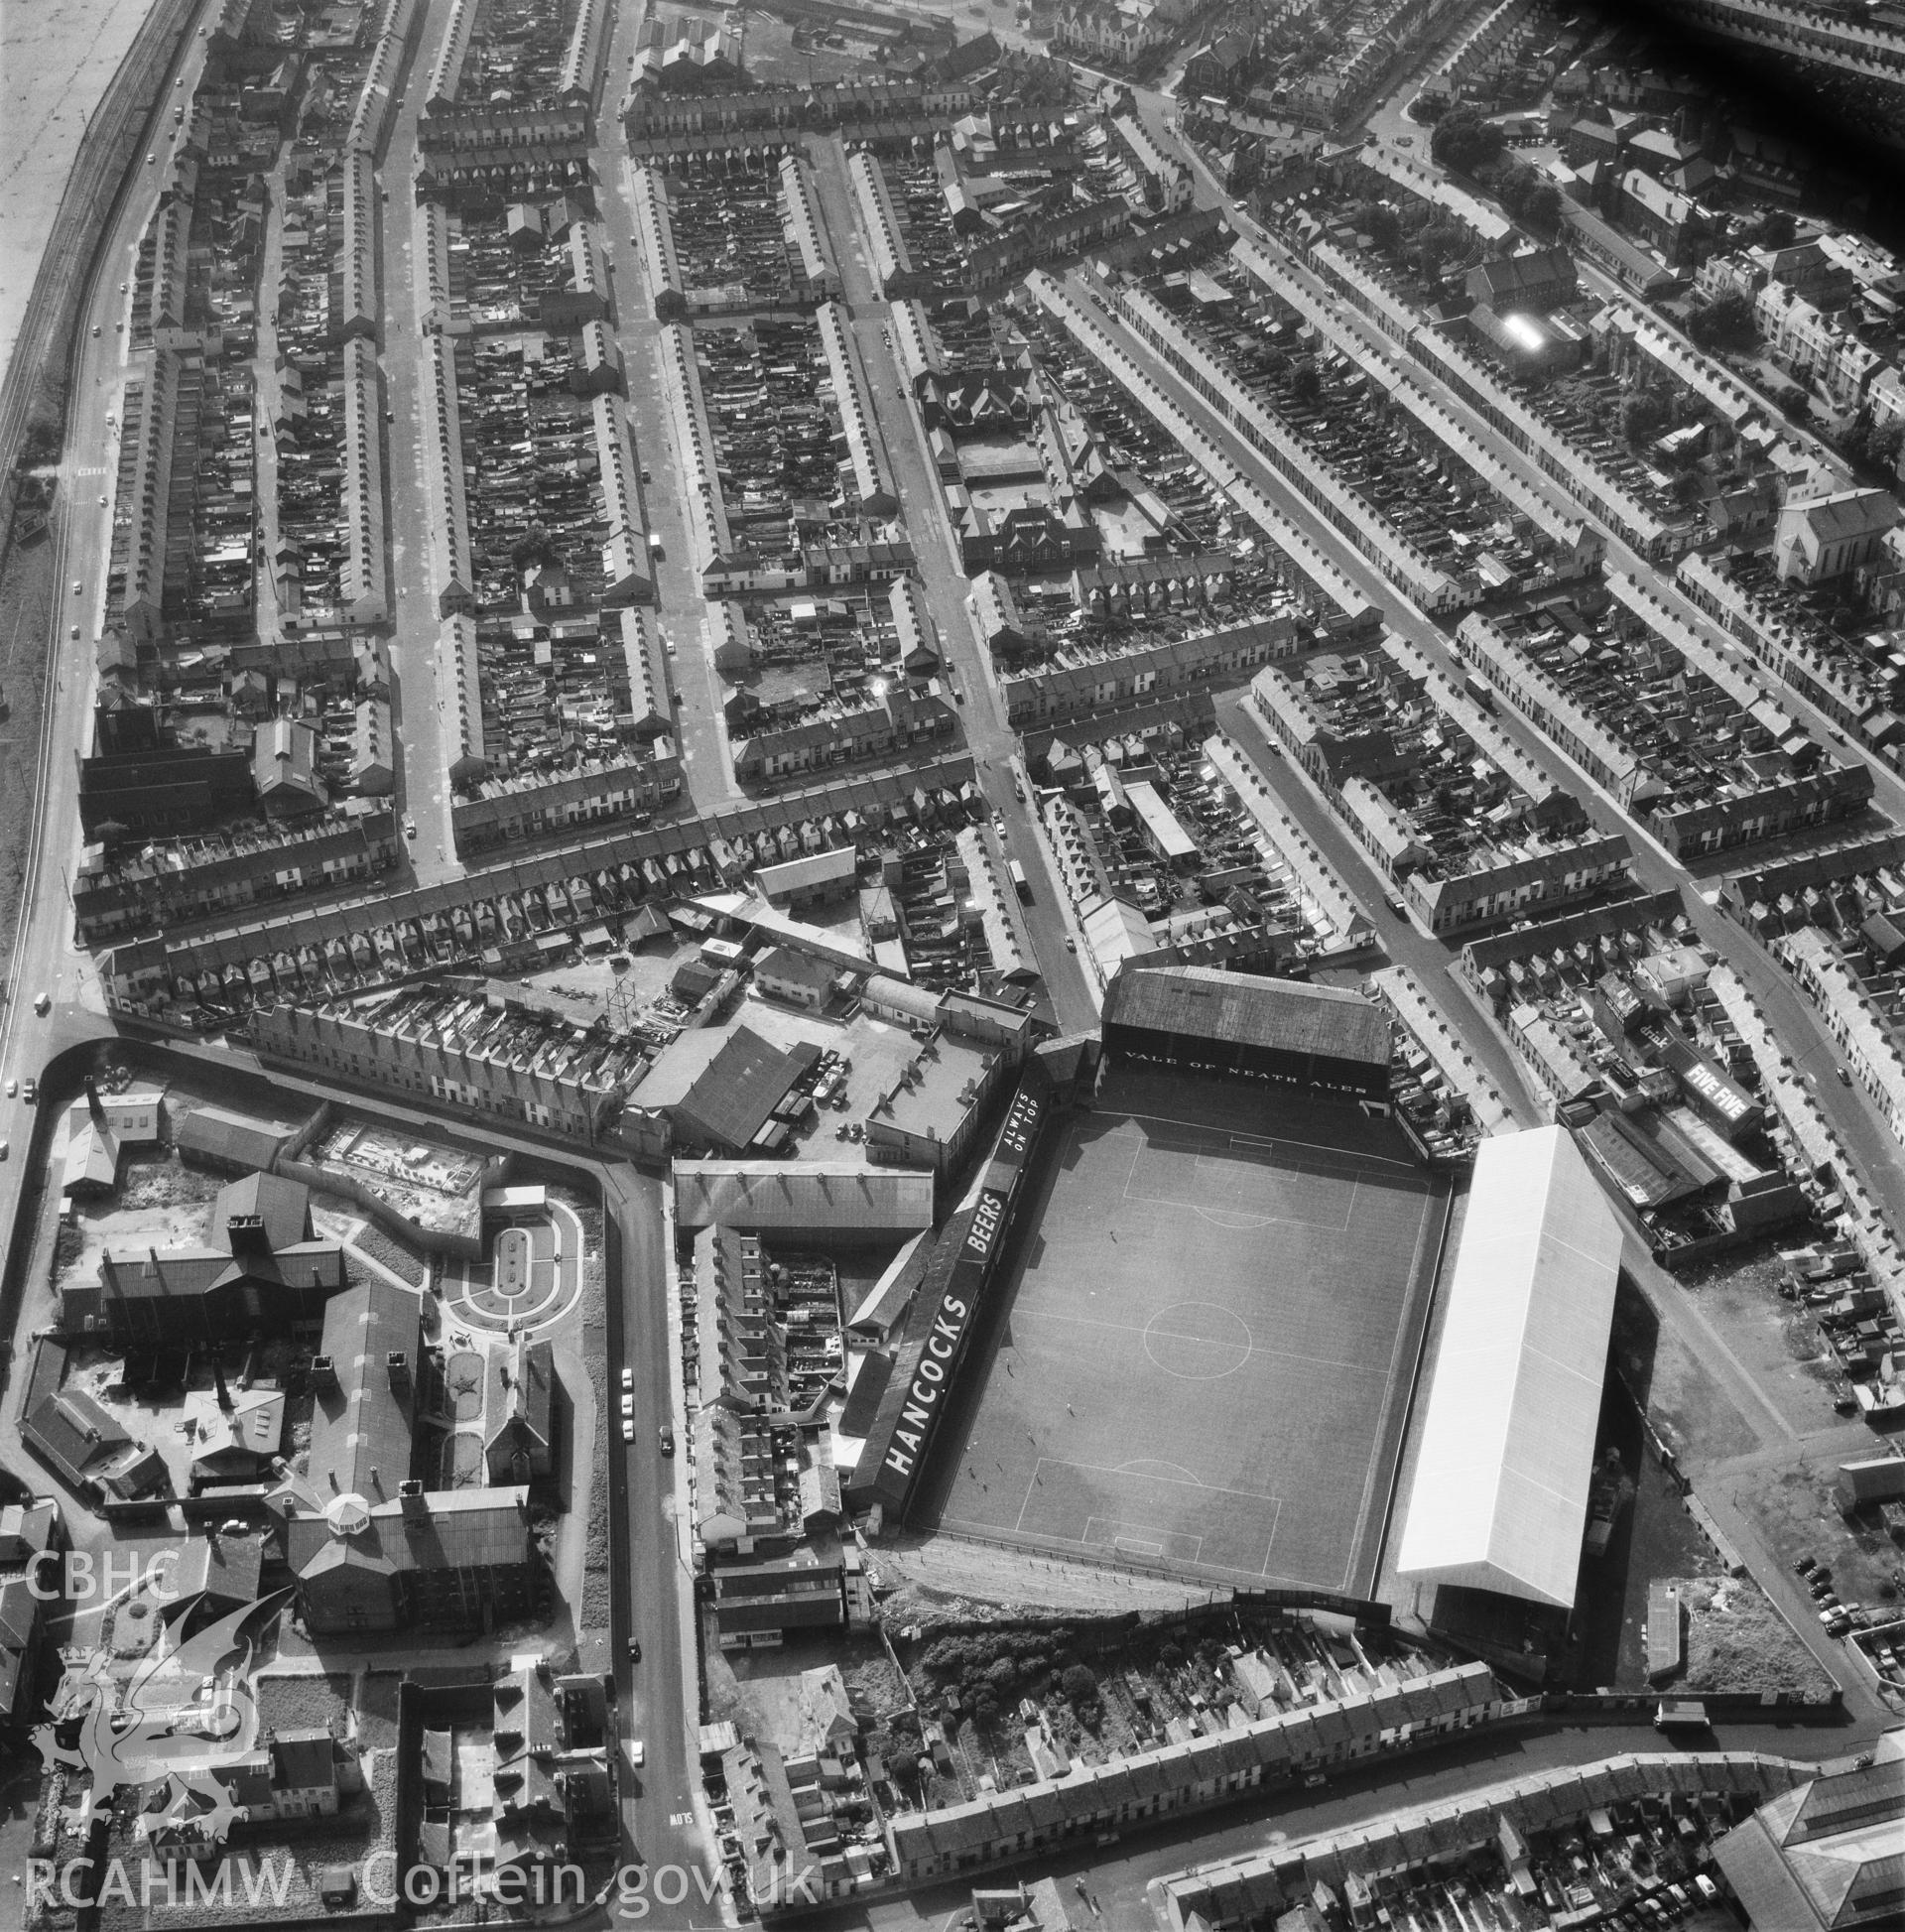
[920,1070,1447,1597]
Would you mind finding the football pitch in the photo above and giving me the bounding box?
[919,1070,1450,1596]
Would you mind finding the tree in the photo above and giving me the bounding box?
[1430,104,1504,178]
[1686,290,1756,351]
[1620,390,1669,447]
[1289,356,1323,405]
[1843,417,1904,478]
[1522,180,1563,232]
[1757,208,1797,249]
[1060,1664,1097,1705]
[1353,200,1401,250]
[653,288,689,324]
[510,525,562,574]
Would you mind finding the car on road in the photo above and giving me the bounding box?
[4,1081,14,1099]
[72,580,81,594]
[32,993,49,1016]
[0,1142,8,1162]
[628,1740,645,1768]
[659,1424,676,1457]
[90,324,100,337]
[99,493,108,505]
[22,1081,35,1104]
[148,152,156,165]
[1395,135,1412,146]
[1838,1065,1852,1085]
[69,625,79,640]
[1384,893,1408,918]
[1301,1772,1328,1789]
[627,1639,641,1662]
[118,282,127,294]
[1065,936,1077,952]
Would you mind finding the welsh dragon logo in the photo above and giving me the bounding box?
[36,1590,294,1838]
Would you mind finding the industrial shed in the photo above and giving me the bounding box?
[1395,1126,1623,1610]
[668,1028,820,1156]
[1101,966,1392,1101]
[673,1161,936,1240]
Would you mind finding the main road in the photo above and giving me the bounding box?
[800,132,1102,1037]
[0,0,218,1234]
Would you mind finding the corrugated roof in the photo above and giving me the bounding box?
[1104,966,1390,1069]
[674,1161,935,1235]
[175,1105,291,1170]
[671,1027,817,1154]
[1395,1128,1622,1609]
[756,845,858,898]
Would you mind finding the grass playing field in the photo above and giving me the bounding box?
[917,1068,1450,1597]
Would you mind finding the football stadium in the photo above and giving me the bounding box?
[848,965,1624,1630]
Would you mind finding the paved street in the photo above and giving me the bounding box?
[600,1161,715,1921]
[800,134,1102,1035]
[380,0,459,883]
[0,2,220,1231]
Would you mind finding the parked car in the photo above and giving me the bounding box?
[621,1366,634,1391]
[1794,1554,1818,1574]
[4,1081,15,1098]
[659,1425,676,1457]
[620,1417,633,1442]
[620,1393,634,1419]
[21,1080,35,1104]
[627,1639,641,1662]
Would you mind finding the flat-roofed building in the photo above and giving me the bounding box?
[1395,1126,1622,1609]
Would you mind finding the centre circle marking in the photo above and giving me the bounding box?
[1142,1302,1253,1381]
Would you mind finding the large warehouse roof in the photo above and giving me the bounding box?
[673,1161,936,1237]
[1395,1126,1622,1610]
[1104,966,1391,1068]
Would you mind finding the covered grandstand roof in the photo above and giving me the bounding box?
[1104,966,1391,1068]
[1395,1126,1622,1610]
[673,1161,936,1236]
